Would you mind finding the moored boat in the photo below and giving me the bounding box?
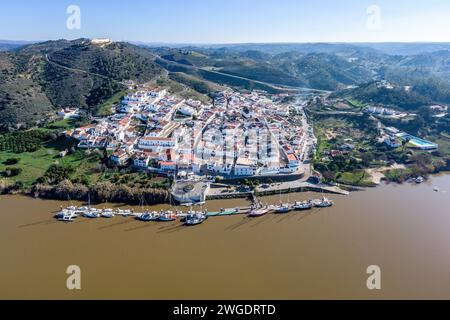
[83,209,101,219]
[274,204,291,214]
[74,206,90,215]
[101,209,115,218]
[293,200,313,211]
[58,211,77,222]
[248,207,270,217]
[185,213,207,226]
[158,212,177,222]
[314,197,333,208]
[55,209,72,219]
[81,193,100,218]
[136,212,158,222]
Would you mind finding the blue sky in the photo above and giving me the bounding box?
[1,0,450,43]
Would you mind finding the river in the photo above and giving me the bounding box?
[1,174,449,299]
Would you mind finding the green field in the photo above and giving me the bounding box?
[337,171,375,187]
[44,118,79,131]
[94,90,127,117]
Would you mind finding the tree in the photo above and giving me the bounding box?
[322,171,336,181]
[3,158,19,165]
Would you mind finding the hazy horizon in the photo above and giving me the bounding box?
[3,39,450,46]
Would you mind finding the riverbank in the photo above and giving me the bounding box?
[0,179,169,205]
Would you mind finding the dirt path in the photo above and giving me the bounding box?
[366,164,406,184]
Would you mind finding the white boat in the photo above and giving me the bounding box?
[293,200,313,211]
[83,211,100,219]
[314,197,333,208]
[248,207,270,217]
[416,176,425,184]
[55,209,73,219]
[185,213,208,226]
[81,194,101,218]
[185,216,206,226]
[59,215,76,222]
[58,211,77,222]
[101,209,115,218]
[274,204,291,214]
[434,187,440,192]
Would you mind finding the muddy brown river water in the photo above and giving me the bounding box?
[1,174,449,299]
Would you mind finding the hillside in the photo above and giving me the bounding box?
[0,52,54,130]
[332,81,433,110]
[149,47,380,91]
[0,39,167,131]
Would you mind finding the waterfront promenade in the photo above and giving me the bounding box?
[207,181,349,200]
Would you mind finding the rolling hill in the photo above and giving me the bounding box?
[0,39,167,131]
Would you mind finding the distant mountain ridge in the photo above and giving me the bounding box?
[140,42,450,55]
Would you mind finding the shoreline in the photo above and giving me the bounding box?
[2,170,448,206]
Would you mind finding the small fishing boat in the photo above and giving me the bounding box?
[59,215,76,222]
[293,200,313,211]
[55,209,72,219]
[248,207,270,217]
[416,176,425,184]
[136,212,158,222]
[274,204,291,214]
[101,209,115,218]
[185,213,207,226]
[434,187,440,192]
[158,212,177,222]
[58,211,77,222]
[83,209,101,219]
[314,197,333,208]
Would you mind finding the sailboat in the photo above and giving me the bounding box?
[274,191,291,213]
[83,194,101,218]
[101,208,115,218]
